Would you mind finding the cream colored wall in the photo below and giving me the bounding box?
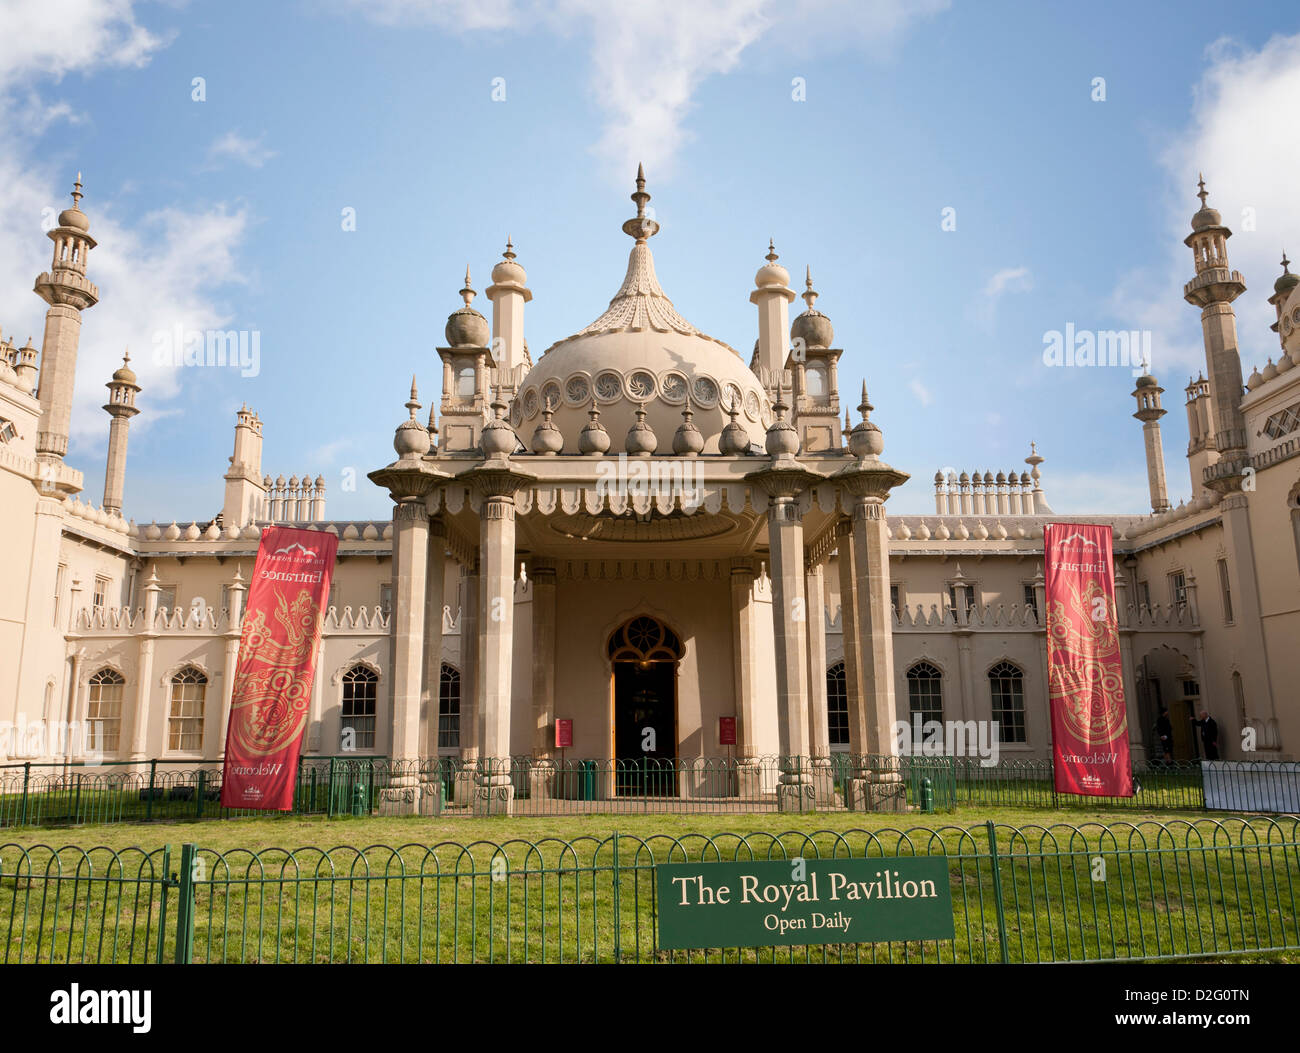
[0,469,39,723]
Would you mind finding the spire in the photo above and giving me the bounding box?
[1196,172,1208,209]
[766,238,778,262]
[858,380,873,421]
[460,266,476,307]
[406,376,420,419]
[503,236,515,261]
[803,266,818,311]
[621,163,660,243]
[71,172,84,211]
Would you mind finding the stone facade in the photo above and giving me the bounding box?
[1,174,1297,808]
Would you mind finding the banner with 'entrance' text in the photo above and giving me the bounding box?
[221,526,337,810]
[1043,523,1132,797]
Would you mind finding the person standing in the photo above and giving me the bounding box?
[1154,707,1173,763]
[1193,710,1220,760]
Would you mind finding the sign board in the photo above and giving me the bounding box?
[718,716,737,746]
[554,719,573,749]
[656,857,954,949]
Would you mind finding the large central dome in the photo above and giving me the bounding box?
[514,169,771,454]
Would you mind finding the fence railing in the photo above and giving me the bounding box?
[1,755,1295,829]
[3,818,1297,964]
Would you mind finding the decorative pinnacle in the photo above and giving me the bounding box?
[71,172,83,210]
[1196,173,1208,209]
[766,238,778,263]
[122,349,130,366]
[622,162,659,243]
[858,380,873,420]
[503,237,516,261]
[490,385,507,418]
[588,398,602,421]
[406,376,420,420]
[1282,251,1292,275]
[773,376,789,420]
[803,266,818,311]
[460,266,476,307]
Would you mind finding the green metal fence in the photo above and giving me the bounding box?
[3,818,1297,963]
[2,756,1296,830]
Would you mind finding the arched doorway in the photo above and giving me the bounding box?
[608,616,682,796]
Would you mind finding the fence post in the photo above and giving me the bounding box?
[19,762,30,826]
[145,759,157,821]
[327,757,336,818]
[612,829,621,964]
[174,842,197,964]
[985,820,1010,964]
[157,844,172,965]
[196,769,205,819]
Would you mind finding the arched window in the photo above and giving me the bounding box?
[826,661,848,747]
[87,668,124,753]
[907,661,943,724]
[456,365,476,400]
[341,665,378,750]
[607,616,683,662]
[168,667,206,752]
[438,664,461,749]
[988,661,1026,743]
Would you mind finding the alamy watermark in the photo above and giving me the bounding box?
[1042,324,1152,377]
[893,716,1001,767]
[152,325,260,377]
[0,718,106,763]
[595,452,704,512]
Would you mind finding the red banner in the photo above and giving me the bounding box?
[1043,523,1132,797]
[221,526,337,810]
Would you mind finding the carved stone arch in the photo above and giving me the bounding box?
[84,657,129,686]
[902,653,950,679]
[982,654,1026,680]
[158,659,211,687]
[332,657,382,687]
[597,603,686,671]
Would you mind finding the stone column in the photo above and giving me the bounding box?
[384,498,428,813]
[454,557,480,809]
[834,519,865,754]
[729,556,761,797]
[127,572,161,763]
[767,493,813,811]
[212,568,245,759]
[418,518,446,813]
[528,556,557,801]
[955,634,975,723]
[804,560,837,806]
[848,494,905,811]
[475,488,518,815]
[65,651,82,762]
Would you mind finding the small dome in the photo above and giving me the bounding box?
[719,402,750,455]
[1245,366,1263,391]
[1191,207,1221,232]
[445,268,489,348]
[58,176,89,232]
[1135,373,1157,388]
[579,403,611,455]
[1275,255,1298,296]
[625,404,657,456]
[491,239,527,287]
[754,241,790,290]
[395,418,430,457]
[479,394,518,458]
[672,409,704,457]
[790,268,833,349]
[1261,358,1278,382]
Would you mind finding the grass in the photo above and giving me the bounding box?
[2,804,1298,965]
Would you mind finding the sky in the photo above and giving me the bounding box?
[2,0,1299,524]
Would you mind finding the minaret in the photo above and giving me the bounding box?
[34,174,99,467]
[221,405,266,527]
[101,350,140,516]
[1131,370,1171,512]
[750,239,796,389]
[1183,175,1248,493]
[1183,372,1217,500]
[1268,253,1298,351]
[484,237,532,383]
[788,267,843,451]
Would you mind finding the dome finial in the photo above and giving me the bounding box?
[406,376,421,421]
[858,380,873,422]
[1196,173,1208,209]
[503,236,515,261]
[622,163,659,242]
[1283,251,1292,275]
[766,238,778,263]
[802,266,818,311]
[71,172,83,210]
[460,266,475,307]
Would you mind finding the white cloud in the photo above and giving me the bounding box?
[339,0,946,178]
[974,265,1032,329]
[208,131,275,168]
[0,1,251,468]
[908,378,933,407]
[1112,32,1300,381]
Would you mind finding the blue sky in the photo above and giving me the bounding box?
[2,0,1299,522]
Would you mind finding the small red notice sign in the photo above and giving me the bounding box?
[719,717,737,746]
[555,719,573,749]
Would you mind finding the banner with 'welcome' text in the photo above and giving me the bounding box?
[221,526,337,810]
[1043,523,1132,797]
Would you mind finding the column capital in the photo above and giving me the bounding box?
[745,463,821,500]
[529,556,557,582]
[394,499,429,523]
[834,457,909,502]
[462,463,535,500]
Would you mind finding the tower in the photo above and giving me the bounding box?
[1132,371,1170,513]
[34,175,99,471]
[221,405,265,527]
[484,238,532,385]
[750,239,796,389]
[1267,254,1298,351]
[1182,176,1248,493]
[436,268,492,452]
[101,351,140,516]
[1184,372,1217,500]
[787,268,843,452]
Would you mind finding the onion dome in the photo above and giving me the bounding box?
[1275,253,1299,296]
[848,382,883,459]
[530,401,563,455]
[578,400,610,455]
[1245,365,1264,391]
[673,408,704,456]
[394,377,432,458]
[262,475,272,488]
[479,388,519,458]
[1261,358,1278,382]
[934,470,944,484]
[445,267,490,348]
[288,475,299,489]
[625,402,657,456]
[58,174,90,232]
[1019,471,1030,486]
[959,471,970,485]
[314,475,326,488]
[764,379,800,459]
[719,396,750,455]
[1135,372,1157,388]
[112,349,137,384]
[1190,174,1222,232]
[754,239,790,291]
[790,267,834,350]
[491,237,527,287]
[983,470,994,487]
[995,470,1007,485]
[1278,350,1295,373]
